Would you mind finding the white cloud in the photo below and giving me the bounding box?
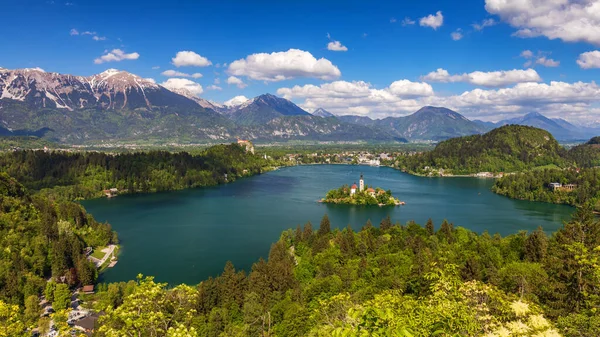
[161,70,203,78]
[327,40,348,51]
[160,78,203,96]
[472,18,497,31]
[152,66,160,70]
[535,57,560,67]
[81,31,96,35]
[388,80,434,97]
[145,78,156,84]
[227,76,247,89]
[520,50,533,58]
[227,49,341,82]
[171,51,212,67]
[577,50,600,69]
[92,36,106,41]
[421,68,541,87]
[451,29,463,41]
[419,11,443,30]
[277,79,600,121]
[207,85,222,91]
[390,17,397,23]
[485,0,600,46]
[94,49,140,64]
[70,28,79,35]
[520,50,560,68]
[224,95,249,107]
[214,78,220,84]
[402,17,416,26]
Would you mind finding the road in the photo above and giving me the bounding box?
[89,244,116,268]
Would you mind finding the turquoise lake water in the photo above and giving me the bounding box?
[82,165,573,285]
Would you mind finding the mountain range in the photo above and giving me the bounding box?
[0,67,595,144]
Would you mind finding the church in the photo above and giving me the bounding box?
[350,174,365,196]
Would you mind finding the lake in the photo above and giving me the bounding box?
[82,165,573,285]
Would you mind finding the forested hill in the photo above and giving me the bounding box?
[397,125,567,175]
[26,212,596,337]
[0,143,270,200]
[0,172,116,306]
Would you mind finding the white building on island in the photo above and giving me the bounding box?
[351,183,357,195]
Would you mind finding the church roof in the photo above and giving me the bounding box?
[367,187,375,192]
[351,184,357,189]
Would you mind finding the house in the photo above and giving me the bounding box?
[549,182,562,191]
[562,184,577,191]
[82,285,95,295]
[367,188,376,197]
[350,183,357,195]
[73,313,102,336]
[103,188,118,198]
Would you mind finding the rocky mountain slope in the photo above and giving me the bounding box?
[311,108,335,118]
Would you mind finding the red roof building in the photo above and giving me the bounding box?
[351,184,358,189]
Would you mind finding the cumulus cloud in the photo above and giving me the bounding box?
[145,78,156,84]
[207,85,222,91]
[227,76,247,89]
[485,0,600,46]
[472,18,497,31]
[421,68,541,87]
[227,49,341,82]
[277,79,600,122]
[160,78,203,96]
[161,70,203,78]
[419,11,443,30]
[520,50,560,67]
[577,51,600,69]
[224,95,249,107]
[388,80,434,97]
[94,49,140,64]
[70,28,79,35]
[172,51,212,67]
[451,29,463,41]
[327,41,348,51]
[402,17,416,26]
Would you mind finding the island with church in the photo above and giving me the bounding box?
[321,174,405,206]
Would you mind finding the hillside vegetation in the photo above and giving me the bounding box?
[0,173,116,306]
[397,125,568,175]
[0,143,270,200]
[6,212,592,337]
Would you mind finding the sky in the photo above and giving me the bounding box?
[1,0,600,123]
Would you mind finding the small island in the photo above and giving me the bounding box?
[321,173,405,206]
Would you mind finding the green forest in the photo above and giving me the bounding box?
[4,212,597,336]
[396,125,568,175]
[493,168,600,208]
[0,143,271,200]
[0,172,116,308]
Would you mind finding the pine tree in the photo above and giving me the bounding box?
[303,222,313,241]
[362,219,373,231]
[425,218,434,236]
[318,214,331,236]
[294,225,303,243]
[380,215,392,231]
[524,226,548,262]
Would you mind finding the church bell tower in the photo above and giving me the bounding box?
[359,173,364,192]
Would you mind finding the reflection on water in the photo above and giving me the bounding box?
[83,165,573,285]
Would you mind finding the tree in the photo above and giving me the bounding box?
[302,222,313,241]
[24,295,41,328]
[425,218,434,236]
[294,225,302,243]
[380,215,392,231]
[362,219,373,231]
[317,214,331,236]
[0,300,26,337]
[525,226,548,262]
[44,281,56,302]
[53,283,71,310]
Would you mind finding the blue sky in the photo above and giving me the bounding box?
[1,0,600,122]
